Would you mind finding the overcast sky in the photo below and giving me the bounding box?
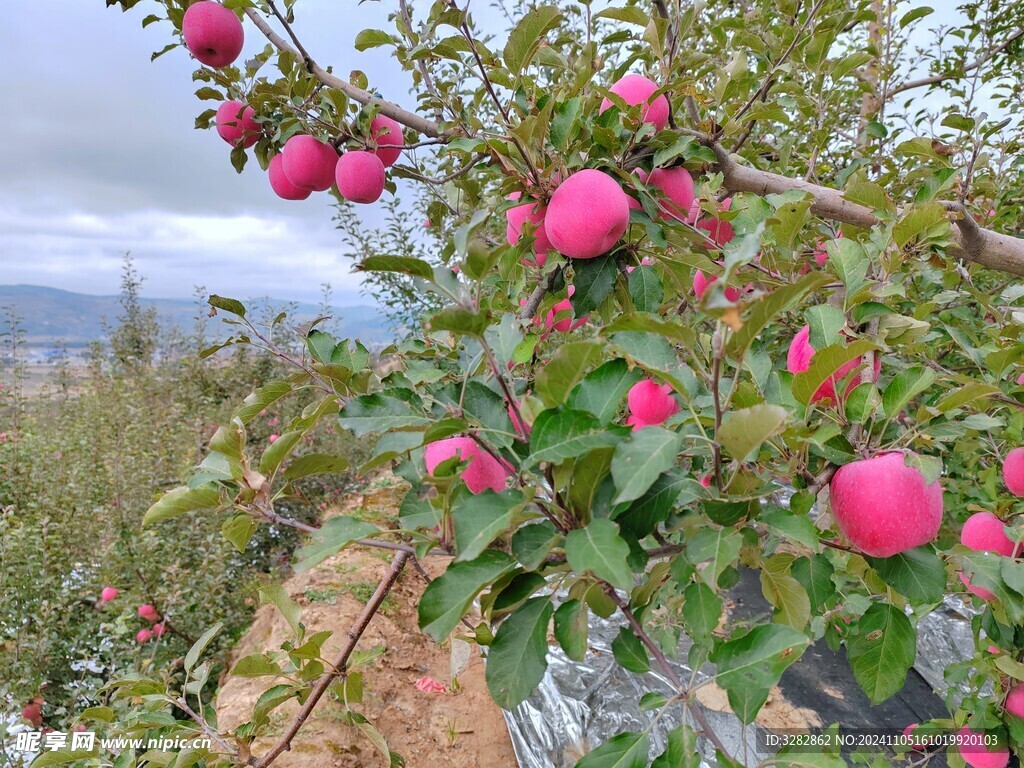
[0,0,431,305]
[0,2,965,305]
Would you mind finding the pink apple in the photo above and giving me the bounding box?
[1005,682,1024,717]
[424,437,511,494]
[902,724,925,752]
[138,604,160,623]
[22,701,43,727]
[693,270,741,302]
[336,151,386,204]
[100,586,119,603]
[182,1,244,69]
[508,401,531,437]
[960,511,1016,600]
[695,198,735,246]
[599,74,670,130]
[646,167,695,222]
[136,629,153,644]
[543,285,587,332]
[829,453,942,557]
[215,100,260,148]
[281,134,337,192]
[786,324,880,404]
[369,114,404,167]
[506,195,552,267]
[152,622,167,637]
[268,154,311,200]
[626,380,678,430]
[545,170,630,259]
[1003,447,1024,496]
[958,727,1009,768]
[813,232,842,267]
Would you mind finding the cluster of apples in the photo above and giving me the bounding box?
[136,603,166,644]
[183,2,403,205]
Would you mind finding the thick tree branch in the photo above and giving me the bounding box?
[244,8,446,139]
[254,551,410,768]
[889,28,1024,97]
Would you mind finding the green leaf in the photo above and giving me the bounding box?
[284,453,350,480]
[529,408,623,465]
[760,554,811,630]
[143,484,219,526]
[615,469,696,538]
[847,603,916,704]
[805,304,846,350]
[611,427,683,503]
[428,306,490,336]
[485,598,553,708]
[760,507,820,549]
[651,725,701,768]
[728,272,830,357]
[572,255,619,314]
[503,6,563,74]
[790,555,836,610]
[594,6,649,25]
[232,653,283,677]
[259,430,303,476]
[536,341,604,406]
[718,404,787,461]
[209,294,246,317]
[554,599,588,661]
[568,359,643,423]
[357,255,434,279]
[294,516,379,572]
[453,490,521,562]
[713,624,810,723]
[792,340,876,405]
[184,621,224,672]
[512,521,562,570]
[689,527,743,588]
[565,519,634,590]
[576,731,650,768]
[260,584,302,639]
[419,551,516,641]
[354,28,393,50]
[882,366,935,418]
[339,393,428,436]
[682,582,722,641]
[900,6,932,28]
[234,381,292,423]
[611,627,650,673]
[628,265,664,312]
[867,547,945,602]
[551,97,582,151]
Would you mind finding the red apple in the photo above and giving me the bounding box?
[22,700,43,728]
[138,604,159,622]
[693,270,741,302]
[215,100,260,148]
[369,114,404,167]
[100,586,119,603]
[281,135,337,192]
[336,151,386,204]
[182,1,244,69]
[136,629,153,644]
[506,194,552,267]
[960,511,1017,600]
[829,453,943,557]
[626,380,678,430]
[1003,447,1024,496]
[1005,682,1024,717]
[268,154,311,200]
[695,198,735,246]
[646,167,695,222]
[152,622,167,637]
[599,74,670,130]
[424,437,511,494]
[958,727,1009,768]
[545,170,630,259]
[786,324,880,404]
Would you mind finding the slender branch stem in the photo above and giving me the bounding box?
[889,28,1024,96]
[254,551,410,768]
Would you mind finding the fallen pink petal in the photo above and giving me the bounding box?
[414,676,446,694]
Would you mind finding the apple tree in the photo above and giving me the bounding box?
[87,0,1024,765]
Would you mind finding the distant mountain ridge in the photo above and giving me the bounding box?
[0,285,391,348]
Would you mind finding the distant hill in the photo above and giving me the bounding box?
[0,285,392,349]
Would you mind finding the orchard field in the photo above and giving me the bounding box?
[9,0,1024,766]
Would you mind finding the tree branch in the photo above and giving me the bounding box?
[254,551,410,768]
[889,28,1024,97]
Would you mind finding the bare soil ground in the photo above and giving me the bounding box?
[216,481,518,768]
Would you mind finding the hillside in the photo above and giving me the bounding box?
[0,285,392,349]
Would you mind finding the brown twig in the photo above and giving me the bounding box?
[889,28,1024,97]
[253,551,410,768]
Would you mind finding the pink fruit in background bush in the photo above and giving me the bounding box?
[646,167,695,222]
[545,170,630,259]
[336,151,386,204]
[1004,683,1024,717]
[281,135,337,192]
[599,74,669,130]
[786,324,880,403]
[544,285,587,332]
[829,453,943,557]
[215,100,260,148]
[508,401,530,436]
[902,724,926,752]
[136,629,153,644]
[506,194,552,266]
[424,437,510,494]
[138,604,159,622]
[626,380,678,430]
[182,1,244,69]
[268,154,311,201]
[369,114,404,167]
[813,232,841,267]
[958,727,1009,768]
[22,700,43,727]
[696,198,735,246]
[960,511,1017,600]
[693,270,741,302]
[1003,447,1024,496]
[152,622,167,637]
[100,586,119,603]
